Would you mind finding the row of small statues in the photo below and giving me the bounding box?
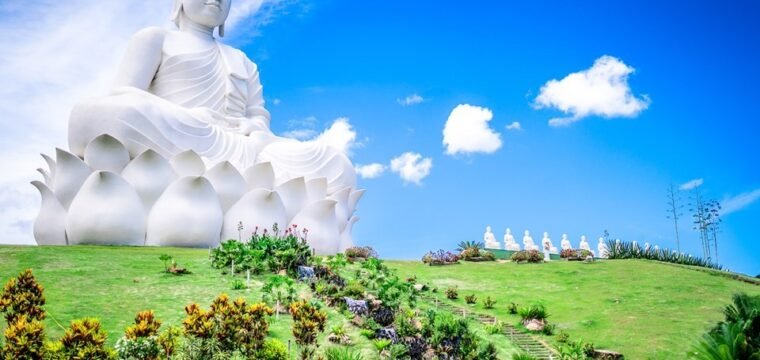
[482,226,610,258]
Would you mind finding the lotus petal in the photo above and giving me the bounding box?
[244,162,275,190]
[53,148,91,209]
[66,171,146,245]
[121,150,177,211]
[274,177,306,223]
[222,189,287,241]
[84,134,130,172]
[146,176,223,248]
[329,187,351,233]
[205,161,246,212]
[36,168,51,186]
[339,216,359,252]
[348,189,366,215]
[31,181,67,245]
[41,153,56,181]
[305,177,327,205]
[170,150,205,177]
[290,199,339,255]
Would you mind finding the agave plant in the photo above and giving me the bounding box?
[605,239,723,270]
[457,241,484,253]
[690,322,758,360]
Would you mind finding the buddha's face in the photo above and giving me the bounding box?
[182,0,231,28]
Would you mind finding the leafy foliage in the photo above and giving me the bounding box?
[445,287,459,300]
[690,293,760,359]
[465,294,477,305]
[324,346,365,360]
[519,304,549,322]
[58,318,110,360]
[511,250,543,263]
[421,250,460,265]
[344,246,378,260]
[125,310,162,339]
[289,300,327,359]
[606,239,723,270]
[211,224,312,276]
[483,296,496,309]
[2,315,46,360]
[0,269,45,323]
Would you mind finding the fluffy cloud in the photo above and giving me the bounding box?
[721,189,760,216]
[534,55,650,127]
[443,104,502,156]
[505,121,522,131]
[355,163,387,179]
[397,93,424,106]
[314,118,360,155]
[680,178,704,191]
[390,152,433,185]
[0,0,291,245]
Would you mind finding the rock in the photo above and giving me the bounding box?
[523,318,546,332]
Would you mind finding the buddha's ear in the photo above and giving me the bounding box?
[219,23,225,37]
[171,0,182,28]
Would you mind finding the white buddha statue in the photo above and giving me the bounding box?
[541,232,559,254]
[560,233,572,250]
[597,237,609,259]
[523,230,538,251]
[579,235,594,256]
[68,0,355,194]
[483,226,500,249]
[504,228,520,251]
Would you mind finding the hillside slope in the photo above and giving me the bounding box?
[388,259,760,359]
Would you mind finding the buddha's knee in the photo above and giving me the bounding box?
[68,95,141,157]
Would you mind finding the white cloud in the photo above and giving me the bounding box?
[390,152,432,185]
[0,0,291,245]
[443,104,502,156]
[271,98,281,105]
[721,189,760,216]
[355,163,387,179]
[534,55,650,127]
[315,118,360,155]
[505,121,522,131]
[397,93,424,106]
[680,178,704,191]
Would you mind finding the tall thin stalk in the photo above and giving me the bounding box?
[666,184,683,252]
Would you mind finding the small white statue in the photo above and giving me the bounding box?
[561,234,572,250]
[523,230,539,251]
[543,241,551,261]
[579,235,595,256]
[541,232,559,254]
[504,228,520,251]
[644,242,651,252]
[483,226,500,249]
[597,237,609,259]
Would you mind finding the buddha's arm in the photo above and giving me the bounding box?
[241,60,272,135]
[112,27,166,90]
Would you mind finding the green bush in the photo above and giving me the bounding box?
[483,296,496,309]
[324,346,365,360]
[519,304,549,322]
[511,250,543,263]
[58,318,110,360]
[508,302,519,315]
[255,339,288,360]
[2,315,46,359]
[445,287,459,300]
[231,279,246,290]
[0,269,46,323]
[690,292,760,358]
[485,321,503,335]
[465,294,477,305]
[289,300,327,360]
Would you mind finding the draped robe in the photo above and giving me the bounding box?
[69,32,355,194]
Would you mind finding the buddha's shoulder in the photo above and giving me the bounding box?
[130,27,169,47]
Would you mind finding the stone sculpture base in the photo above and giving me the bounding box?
[32,134,363,255]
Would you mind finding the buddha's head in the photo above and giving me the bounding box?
[172,0,232,37]
[486,225,491,232]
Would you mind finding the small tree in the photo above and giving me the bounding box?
[289,300,327,360]
[665,184,684,252]
[0,269,46,324]
[158,254,173,273]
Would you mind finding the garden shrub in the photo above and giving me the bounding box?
[324,346,365,360]
[465,294,477,305]
[508,302,518,314]
[125,310,161,339]
[344,246,378,260]
[485,321,503,335]
[421,310,482,359]
[511,250,543,263]
[422,250,459,265]
[519,304,549,322]
[2,315,46,359]
[255,338,288,360]
[690,292,760,358]
[289,300,327,360]
[372,306,395,327]
[116,310,162,360]
[372,338,392,354]
[445,287,458,300]
[0,269,46,323]
[483,296,496,309]
[606,239,723,270]
[58,318,110,360]
[262,275,297,312]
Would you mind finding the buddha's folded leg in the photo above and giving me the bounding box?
[257,140,357,194]
[68,87,258,167]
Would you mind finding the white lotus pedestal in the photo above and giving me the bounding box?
[32,134,364,255]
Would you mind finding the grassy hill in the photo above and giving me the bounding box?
[388,259,760,359]
[0,245,757,359]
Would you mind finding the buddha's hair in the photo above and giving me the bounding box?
[170,0,226,37]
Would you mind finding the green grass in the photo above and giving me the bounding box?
[0,245,378,358]
[3,245,757,359]
[388,259,760,359]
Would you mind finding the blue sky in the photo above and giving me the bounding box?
[1,0,758,275]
